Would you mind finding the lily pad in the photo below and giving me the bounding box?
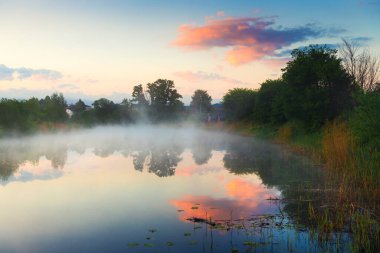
[166,241,174,247]
[127,242,139,247]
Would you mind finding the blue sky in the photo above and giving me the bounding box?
[0,0,379,104]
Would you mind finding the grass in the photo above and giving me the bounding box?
[218,120,380,252]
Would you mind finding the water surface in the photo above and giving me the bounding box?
[0,126,349,252]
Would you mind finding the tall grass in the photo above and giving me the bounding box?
[322,120,354,171]
[226,119,380,251]
[315,120,380,252]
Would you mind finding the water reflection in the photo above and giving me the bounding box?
[0,127,324,223]
[191,135,213,165]
[0,126,344,252]
[0,140,66,180]
[132,150,148,172]
[222,135,325,228]
[0,126,229,181]
[171,177,280,222]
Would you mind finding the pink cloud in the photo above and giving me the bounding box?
[172,15,329,65]
[225,46,275,66]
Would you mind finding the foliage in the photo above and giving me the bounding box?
[119,98,132,123]
[131,84,149,106]
[254,79,287,124]
[72,99,86,113]
[92,98,120,123]
[349,92,380,152]
[282,45,356,129]
[222,88,256,121]
[190,89,212,114]
[0,93,68,132]
[41,93,68,123]
[0,99,30,130]
[146,79,184,121]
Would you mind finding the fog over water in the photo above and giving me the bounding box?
[0,125,233,181]
[0,125,349,252]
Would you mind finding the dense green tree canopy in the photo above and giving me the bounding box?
[282,45,356,128]
[92,98,119,123]
[254,79,287,125]
[41,93,68,123]
[222,88,256,121]
[350,92,380,152]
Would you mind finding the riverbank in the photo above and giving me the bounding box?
[213,120,379,252]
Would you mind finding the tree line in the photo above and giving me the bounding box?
[0,40,378,146]
[223,42,379,155]
[0,79,215,133]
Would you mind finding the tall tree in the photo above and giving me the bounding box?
[146,79,183,120]
[190,89,212,114]
[131,84,149,106]
[340,38,380,92]
[282,45,355,128]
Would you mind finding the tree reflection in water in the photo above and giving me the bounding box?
[0,127,223,180]
[0,140,67,180]
[222,135,326,229]
[147,145,183,177]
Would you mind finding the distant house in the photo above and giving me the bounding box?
[66,108,73,118]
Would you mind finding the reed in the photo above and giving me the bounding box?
[322,120,354,171]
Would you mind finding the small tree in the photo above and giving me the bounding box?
[190,89,212,114]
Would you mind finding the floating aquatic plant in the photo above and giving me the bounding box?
[127,242,139,247]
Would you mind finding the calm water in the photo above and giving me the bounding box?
[0,126,350,252]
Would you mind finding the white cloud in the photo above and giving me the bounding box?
[0,64,62,81]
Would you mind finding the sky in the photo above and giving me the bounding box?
[0,0,379,104]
